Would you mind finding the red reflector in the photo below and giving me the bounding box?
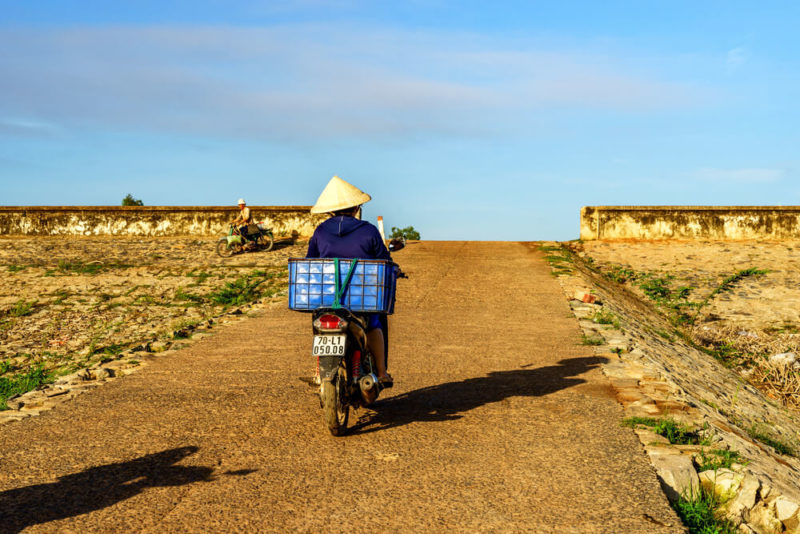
[319,314,342,329]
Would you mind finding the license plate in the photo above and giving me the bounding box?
[312,335,346,356]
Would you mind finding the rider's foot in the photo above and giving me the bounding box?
[378,373,394,388]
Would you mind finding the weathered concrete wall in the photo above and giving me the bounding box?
[581,206,800,241]
[0,206,327,237]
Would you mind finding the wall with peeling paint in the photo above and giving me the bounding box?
[0,206,328,237]
[581,207,800,240]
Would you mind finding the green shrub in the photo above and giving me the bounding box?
[697,449,744,472]
[175,287,205,304]
[208,271,275,306]
[638,274,675,301]
[51,290,72,305]
[673,487,737,534]
[605,264,636,283]
[622,417,705,445]
[389,226,421,240]
[10,299,37,317]
[57,260,131,275]
[122,194,144,206]
[0,366,53,410]
[652,418,701,445]
[186,270,212,284]
[58,260,104,275]
[543,248,574,275]
[747,425,795,456]
[581,335,603,346]
[592,309,619,327]
[622,416,658,428]
[0,360,16,375]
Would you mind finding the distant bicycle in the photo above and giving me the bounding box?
[216,223,274,257]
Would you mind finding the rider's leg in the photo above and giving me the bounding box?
[367,328,388,378]
[366,314,388,378]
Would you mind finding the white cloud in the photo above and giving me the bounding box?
[693,167,786,184]
[0,117,60,137]
[0,25,709,143]
[726,47,749,73]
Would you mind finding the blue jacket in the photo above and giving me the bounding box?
[306,215,391,261]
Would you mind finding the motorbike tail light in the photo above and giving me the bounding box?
[320,315,341,329]
[314,314,348,331]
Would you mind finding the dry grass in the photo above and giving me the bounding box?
[749,359,800,408]
[691,324,800,358]
[690,324,800,408]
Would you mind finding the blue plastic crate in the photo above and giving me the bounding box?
[288,258,396,314]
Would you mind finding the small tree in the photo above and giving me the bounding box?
[390,226,420,240]
[121,194,144,206]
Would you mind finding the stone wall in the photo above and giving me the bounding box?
[0,206,327,237]
[581,206,800,241]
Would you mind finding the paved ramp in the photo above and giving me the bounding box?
[0,242,681,533]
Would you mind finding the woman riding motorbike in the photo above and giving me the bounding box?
[306,176,393,386]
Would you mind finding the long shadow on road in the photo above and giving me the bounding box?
[351,356,608,434]
[0,446,215,534]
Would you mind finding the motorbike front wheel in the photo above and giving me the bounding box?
[257,233,274,252]
[215,238,235,258]
[321,367,349,436]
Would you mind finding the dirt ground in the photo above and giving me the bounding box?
[581,240,800,330]
[0,236,305,392]
[577,239,800,407]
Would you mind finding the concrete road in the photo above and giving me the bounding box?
[0,242,682,533]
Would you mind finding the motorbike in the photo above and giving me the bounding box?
[388,236,406,252]
[290,257,405,436]
[311,306,388,436]
[216,222,274,257]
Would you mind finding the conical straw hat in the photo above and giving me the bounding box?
[310,175,371,214]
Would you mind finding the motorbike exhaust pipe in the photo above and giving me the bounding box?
[359,373,377,391]
[359,373,378,405]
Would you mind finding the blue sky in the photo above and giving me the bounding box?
[1,1,798,240]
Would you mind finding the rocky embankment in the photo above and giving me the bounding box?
[545,240,800,533]
[0,236,307,421]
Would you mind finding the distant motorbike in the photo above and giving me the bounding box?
[216,223,274,257]
[388,236,406,252]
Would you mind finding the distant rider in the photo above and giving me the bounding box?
[231,198,253,239]
[307,176,394,386]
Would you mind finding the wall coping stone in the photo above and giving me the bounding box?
[585,206,800,212]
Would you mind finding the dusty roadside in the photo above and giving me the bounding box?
[0,236,305,410]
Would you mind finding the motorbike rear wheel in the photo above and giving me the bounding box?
[321,367,349,436]
[216,238,235,257]
[257,233,274,252]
